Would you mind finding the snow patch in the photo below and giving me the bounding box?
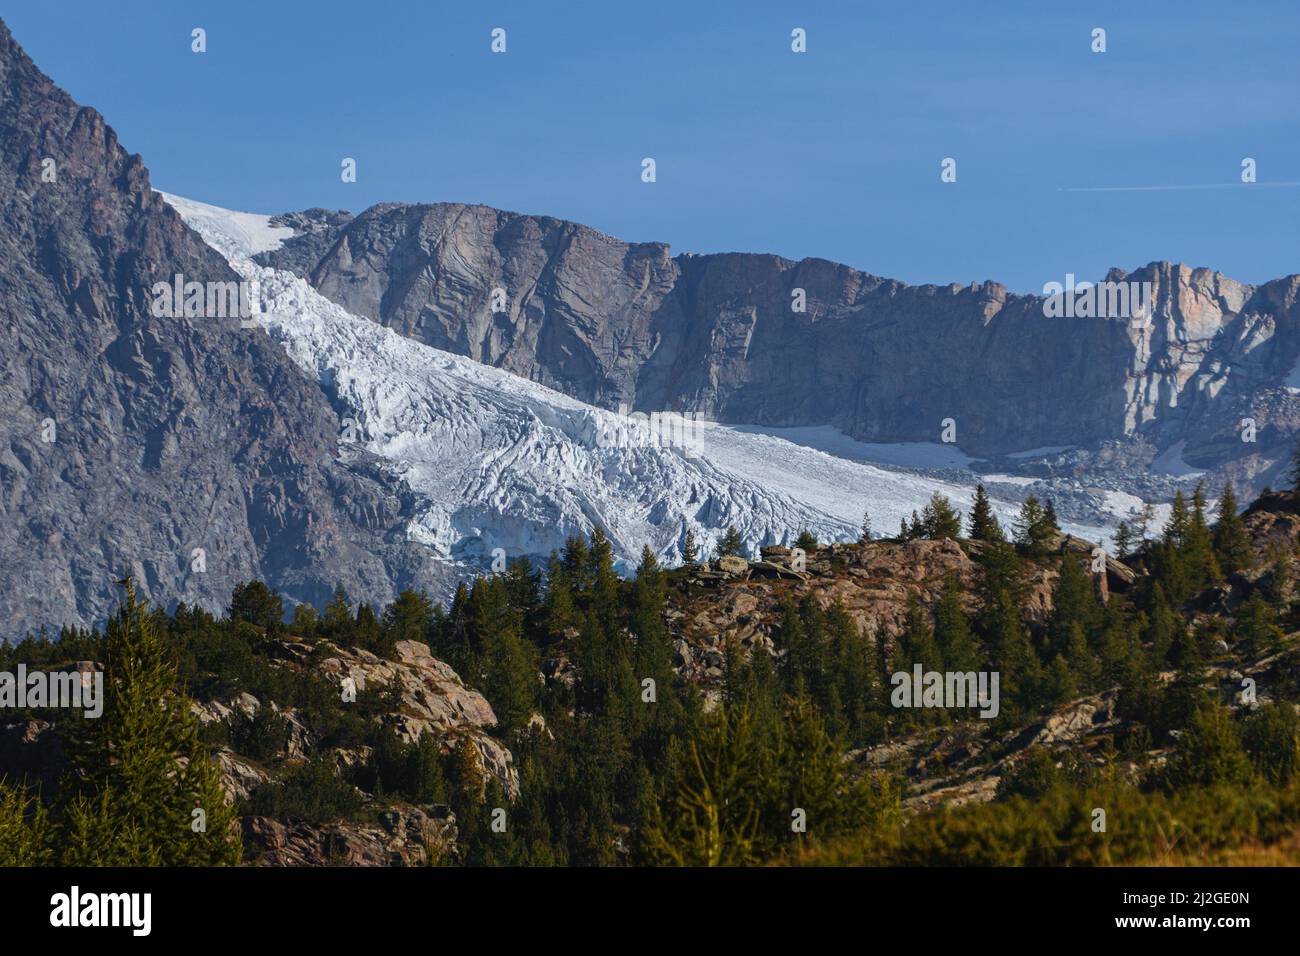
[1150,440,1206,478]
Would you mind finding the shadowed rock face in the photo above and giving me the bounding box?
[261,203,1300,482]
[0,20,442,634]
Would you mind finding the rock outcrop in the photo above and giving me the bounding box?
[316,639,518,799]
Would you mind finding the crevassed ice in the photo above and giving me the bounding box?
[161,192,1111,580]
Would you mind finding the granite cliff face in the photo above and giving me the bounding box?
[0,20,440,634]
[259,204,1300,485]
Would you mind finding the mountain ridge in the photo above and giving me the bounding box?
[257,202,1300,488]
[0,18,442,633]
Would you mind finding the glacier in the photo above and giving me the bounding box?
[160,192,1113,585]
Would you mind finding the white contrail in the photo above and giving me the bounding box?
[1060,181,1300,193]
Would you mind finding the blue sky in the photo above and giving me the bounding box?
[7,0,1298,292]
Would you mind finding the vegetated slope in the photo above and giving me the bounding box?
[2,486,1296,865]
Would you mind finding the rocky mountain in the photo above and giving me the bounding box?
[0,19,441,634]
[258,204,1300,490]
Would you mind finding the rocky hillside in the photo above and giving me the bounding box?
[2,630,517,866]
[259,204,1300,489]
[653,497,1300,827]
[0,19,442,633]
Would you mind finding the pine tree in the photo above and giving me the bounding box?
[543,552,576,632]
[920,493,962,540]
[1183,480,1222,589]
[968,483,1002,541]
[448,735,487,818]
[988,591,1043,716]
[776,598,812,696]
[717,525,744,558]
[1145,582,1179,666]
[62,578,240,865]
[1013,494,1053,556]
[0,782,50,865]
[897,596,943,676]
[1113,521,1133,559]
[632,546,676,715]
[1135,501,1156,545]
[1167,700,1252,789]
[1233,591,1283,658]
[484,625,538,736]
[826,601,882,744]
[681,528,699,565]
[1164,491,1190,549]
[859,509,873,543]
[229,581,284,633]
[1212,483,1252,575]
[934,576,982,672]
[1048,555,1101,658]
[381,589,434,645]
[795,529,818,550]
[638,706,761,866]
[588,526,620,623]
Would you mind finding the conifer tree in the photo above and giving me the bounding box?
[968,483,1002,541]
[826,601,882,744]
[323,584,353,632]
[934,575,982,673]
[62,578,240,865]
[1042,499,1060,534]
[1048,555,1101,658]
[1183,481,1222,589]
[984,589,1042,717]
[632,547,676,716]
[920,493,962,540]
[588,527,620,626]
[381,589,434,645]
[1212,483,1251,575]
[898,595,943,675]
[1164,491,1190,549]
[1113,521,1133,559]
[1145,582,1179,666]
[795,529,818,550]
[681,528,699,565]
[717,525,744,558]
[1132,501,1156,545]
[543,552,577,632]
[638,705,761,866]
[1233,591,1283,658]
[1013,494,1053,556]
[484,625,539,736]
[859,509,873,543]
[1167,700,1252,789]
[229,581,284,633]
[775,599,810,695]
[0,782,50,866]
